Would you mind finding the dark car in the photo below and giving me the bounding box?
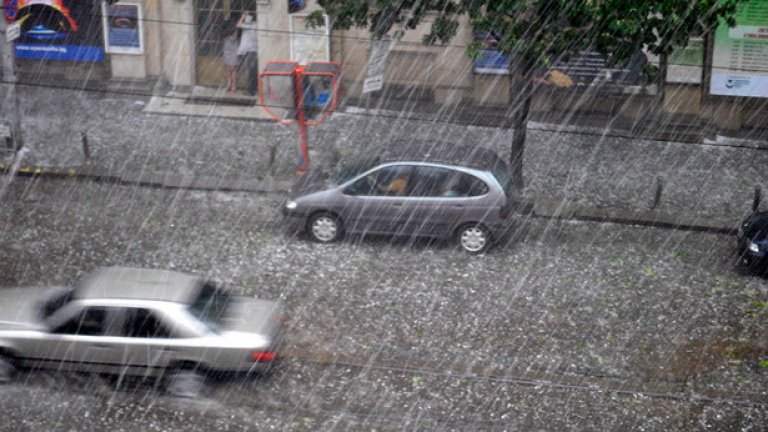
[282,141,517,253]
[737,211,768,272]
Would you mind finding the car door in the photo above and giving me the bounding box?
[406,166,455,237]
[120,307,182,377]
[410,167,492,239]
[340,165,415,235]
[30,306,125,373]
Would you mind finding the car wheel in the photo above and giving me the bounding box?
[308,212,343,243]
[165,367,207,398]
[458,224,491,254]
[0,354,17,383]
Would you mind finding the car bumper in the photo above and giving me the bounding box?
[737,237,767,268]
[281,208,307,234]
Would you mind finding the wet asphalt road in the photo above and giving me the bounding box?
[1,178,766,431]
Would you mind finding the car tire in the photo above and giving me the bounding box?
[457,223,491,254]
[0,353,17,384]
[308,212,343,243]
[165,366,207,398]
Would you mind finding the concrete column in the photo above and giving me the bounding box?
[159,0,195,87]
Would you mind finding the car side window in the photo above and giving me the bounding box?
[411,166,453,197]
[345,166,413,197]
[53,307,107,336]
[124,308,173,338]
[442,172,489,197]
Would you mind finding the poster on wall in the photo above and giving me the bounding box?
[13,0,104,62]
[290,14,329,64]
[710,0,768,98]
[666,37,703,84]
[102,2,143,55]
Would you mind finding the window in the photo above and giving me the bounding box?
[443,172,489,197]
[188,283,232,330]
[41,289,74,319]
[54,308,107,336]
[345,165,413,197]
[411,166,453,197]
[124,308,172,338]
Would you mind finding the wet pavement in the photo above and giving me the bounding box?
[1,179,766,430]
[2,85,768,430]
[3,86,768,225]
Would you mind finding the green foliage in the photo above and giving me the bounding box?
[759,360,768,368]
[310,0,747,73]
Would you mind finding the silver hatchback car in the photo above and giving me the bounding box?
[0,267,283,397]
[283,141,516,253]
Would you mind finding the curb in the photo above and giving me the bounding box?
[1,163,292,194]
[3,163,737,234]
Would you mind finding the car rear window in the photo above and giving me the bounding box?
[490,157,513,195]
[188,283,231,331]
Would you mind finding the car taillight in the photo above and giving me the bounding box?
[251,351,277,362]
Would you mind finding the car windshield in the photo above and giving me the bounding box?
[490,157,513,195]
[40,288,74,319]
[187,282,232,331]
[330,156,379,184]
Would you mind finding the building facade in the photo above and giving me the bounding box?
[11,0,766,133]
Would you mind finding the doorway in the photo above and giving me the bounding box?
[194,0,256,88]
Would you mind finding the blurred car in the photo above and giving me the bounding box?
[0,266,283,397]
[282,141,517,253]
[737,211,768,272]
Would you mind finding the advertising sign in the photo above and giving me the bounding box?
[473,32,510,75]
[4,0,19,22]
[103,2,142,54]
[710,0,768,98]
[474,49,511,75]
[363,38,391,93]
[14,0,104,62]
[6,19,19,40]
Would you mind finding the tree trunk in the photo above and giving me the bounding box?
[508,64,534,191]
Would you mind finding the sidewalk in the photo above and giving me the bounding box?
[3,85,764,234]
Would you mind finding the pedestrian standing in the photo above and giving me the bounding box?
[223,29,239,92]
[237,12,259,96]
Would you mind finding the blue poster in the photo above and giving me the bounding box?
[474,50,511,75]
[105,3,141,54]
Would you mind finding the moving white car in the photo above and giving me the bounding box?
[0,266,283,397]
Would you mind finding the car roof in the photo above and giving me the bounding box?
[75,266,203,303]
[378,140,502,171]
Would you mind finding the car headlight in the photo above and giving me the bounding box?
[748,241,760,253]
[285,200,298,210]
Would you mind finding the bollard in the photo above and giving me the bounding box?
[81,131,91,160]
[753,185,761,212]
[268,143,277,176]
[651,176,664,210]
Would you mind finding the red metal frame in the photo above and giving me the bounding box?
[258,61,342,174]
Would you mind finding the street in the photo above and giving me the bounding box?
[1,178,765,431]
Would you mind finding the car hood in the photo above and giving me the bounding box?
[742,211,768,240]
[0,286,52,330]
[220,297,282,337]
[291,169,338,197]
